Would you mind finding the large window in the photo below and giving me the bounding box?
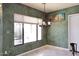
[14,23,23,45]
[14,13,42,46]
[24,24,37,43]
[38,25,42,40]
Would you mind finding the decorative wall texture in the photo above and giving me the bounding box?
[0,6,2,56]
[3,3,46,56]
[2,3,79,56]
[47,5,79,48]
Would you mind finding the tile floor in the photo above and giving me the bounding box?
[18,45,79,56]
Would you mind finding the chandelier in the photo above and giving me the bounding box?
[42,3,52,26]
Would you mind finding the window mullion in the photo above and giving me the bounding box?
[36,24,38,41]
[22,23,24,44]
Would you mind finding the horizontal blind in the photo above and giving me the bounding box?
[14,13,24,22]
[14,13,42,24]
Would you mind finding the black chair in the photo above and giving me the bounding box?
[70,43,77,56]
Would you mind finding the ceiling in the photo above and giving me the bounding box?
[23,3,79,13]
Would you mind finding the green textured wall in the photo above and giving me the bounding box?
[3,3,46,56]
[0,6,2,56]
[47,5,79,48]
[2,3,79,56]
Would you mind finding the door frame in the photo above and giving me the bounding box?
[68,14,71,49]
[68,13,79,50]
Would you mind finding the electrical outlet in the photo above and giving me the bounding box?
[4,51,8,54]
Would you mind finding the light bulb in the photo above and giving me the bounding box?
[43,21,46,25]
[48,21,51,25]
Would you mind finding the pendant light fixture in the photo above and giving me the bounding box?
[42,3,46,26]
[42,3,52,26]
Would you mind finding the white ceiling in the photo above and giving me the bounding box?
[23,3,79,13]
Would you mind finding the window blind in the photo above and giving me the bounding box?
[14,13,42,24]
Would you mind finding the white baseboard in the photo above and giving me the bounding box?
[47,45,69,51]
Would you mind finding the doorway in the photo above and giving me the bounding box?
[68,13,79,51]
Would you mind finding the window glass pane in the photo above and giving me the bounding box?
[24,23,36,43]
[38,25,42,40]
[31,24,37,41]
[14,23,23,45]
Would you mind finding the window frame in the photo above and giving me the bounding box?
[14,22,42,46]
[24,22,37,43]
[37,25,42,41]
[14,21,24,46]
[14,14,42,46]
